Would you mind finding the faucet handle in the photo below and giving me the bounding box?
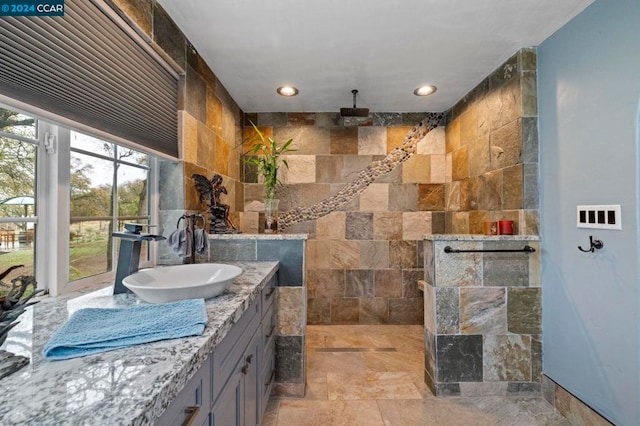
[123,223,155,234]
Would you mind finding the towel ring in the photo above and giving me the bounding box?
[176,216,185,229]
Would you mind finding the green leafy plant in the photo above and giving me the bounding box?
[241,122,296,199]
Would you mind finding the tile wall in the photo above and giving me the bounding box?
[109,0,245,264]
[242,113,447,325]
[208,235,307,397]
[423,236,542,396]
[444,48,539,235]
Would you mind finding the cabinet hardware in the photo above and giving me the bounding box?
[181,405,200,426]
[246,354,253,364]
[265,371,275,387]
[266,287,276,298]
[265,325,276,338]
[241,364,249,375]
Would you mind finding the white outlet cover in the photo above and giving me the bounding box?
[576,205,621,230]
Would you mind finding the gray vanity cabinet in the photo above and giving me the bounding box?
[210,329,260,426]
[155,357,211,426]
[157,274,277,426]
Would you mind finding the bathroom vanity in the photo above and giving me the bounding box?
[0,261,278,426]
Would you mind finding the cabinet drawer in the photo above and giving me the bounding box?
[262,307,275,359]
[211,299,260,404]
[261,275,277,317]
[156,360,210,426]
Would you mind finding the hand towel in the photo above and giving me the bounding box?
[43,298,208,360]
[167,228,193,257]
[194,226,209,255]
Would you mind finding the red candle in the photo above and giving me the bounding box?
[498,220,514,235]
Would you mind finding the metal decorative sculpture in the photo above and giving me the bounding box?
[192,173,239,234]
[0,265,43,379]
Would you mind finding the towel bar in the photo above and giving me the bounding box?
[443,245,536,254]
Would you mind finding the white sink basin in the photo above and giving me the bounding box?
[122,263,243,304]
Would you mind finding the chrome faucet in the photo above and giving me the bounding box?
[112,223,166,294]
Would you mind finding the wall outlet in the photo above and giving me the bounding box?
[576,205,621,230]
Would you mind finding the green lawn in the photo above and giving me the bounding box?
[0,239,111,286]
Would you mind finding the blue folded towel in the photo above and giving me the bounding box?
[43,299,208,360]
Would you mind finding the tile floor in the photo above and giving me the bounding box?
[263,325,569,426]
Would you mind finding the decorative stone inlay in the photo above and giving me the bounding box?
[279,113,444,229]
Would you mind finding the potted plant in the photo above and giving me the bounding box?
[241,122,295,232]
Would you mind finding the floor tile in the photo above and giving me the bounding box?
[304,369,328,400]
[377,398,495,426]
[262,325,567,426]
[361,351,424,372]
[307,351,368,373]
[277,400,385,426]
[327,372,423,400]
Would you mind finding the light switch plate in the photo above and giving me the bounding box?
[576,205,621,230]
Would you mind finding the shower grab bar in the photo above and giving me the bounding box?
[443,245,536,254]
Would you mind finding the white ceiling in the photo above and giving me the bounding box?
[157,0,593,113]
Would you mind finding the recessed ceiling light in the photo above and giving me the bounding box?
[413,85,437,96]
[277,86,299,97]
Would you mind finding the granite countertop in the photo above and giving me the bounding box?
[209,233,308,240]
[424,234,540,241]
[0,261,279,426]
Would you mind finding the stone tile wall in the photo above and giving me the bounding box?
[423,237,542,396]
[444,48,539,235]
[242,113,447,325]
[109,0,245,264]
[208,236,307,397]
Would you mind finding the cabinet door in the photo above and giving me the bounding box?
[210,368,243,426]
[243,331,260,426]
[156,358,210,426]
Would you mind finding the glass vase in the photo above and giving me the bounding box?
[264,198,279,234]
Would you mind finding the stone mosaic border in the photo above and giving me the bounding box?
[279,112,445,229]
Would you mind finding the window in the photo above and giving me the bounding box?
[0,107,38,284]
[69,132,151,282]
[0,102,158,295]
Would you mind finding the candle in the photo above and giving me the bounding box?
[498,220,514,235]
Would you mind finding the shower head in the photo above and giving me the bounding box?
[340,89,369,117]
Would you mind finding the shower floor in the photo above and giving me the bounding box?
[262,325,568,425]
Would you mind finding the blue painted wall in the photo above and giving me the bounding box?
[538,1,640,424]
